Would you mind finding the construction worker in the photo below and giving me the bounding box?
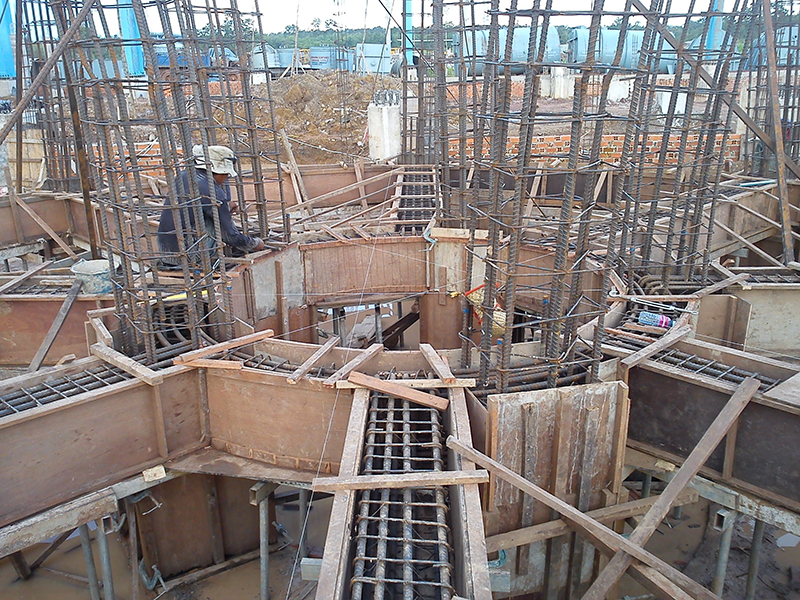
[157,145,265,268]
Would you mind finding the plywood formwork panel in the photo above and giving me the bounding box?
[0,196,71,247]
[137,474,218,579]
[628,367,800,512]
[485,382,629,597]
[0,367,203,528]
[0,296,114,365]
[206,368,352,475]
[302,238,427,305]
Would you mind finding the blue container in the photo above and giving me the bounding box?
[456,26,562,76]
[277,48,298,69]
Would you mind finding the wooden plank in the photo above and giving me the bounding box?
[419,343,456,383]
[316,388,370,600]
[712,219,785,268]
[0,489,118,558]
[90,343,164,385]
[544,394,574,599]
[448,387,493,599]
[335,377,476,389]
[296,167,404,212]
[287,336,339,384]
[321,343,384,387]
[184,358,243,370]
[27,280,82,372]
[11,194,78,259]
[280,129,310,204]
[28,529,73,571]
[694,273,751,298]
[89,317,113,347]
[312,470,489,492]
[346,370,449,411]
[173,330,275,364]
[581,377,761,600]
[485,489,699,553]
[619,324,693,371]
[447,437,719,600]
[0,261,52,295]
[353,158,369,209]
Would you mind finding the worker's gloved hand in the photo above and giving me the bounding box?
[252,237,266,252]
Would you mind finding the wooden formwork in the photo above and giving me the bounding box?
[485,382,629,598]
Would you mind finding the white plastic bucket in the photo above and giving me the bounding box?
[70,259,112,294]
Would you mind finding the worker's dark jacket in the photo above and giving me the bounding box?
[157,169,259,266]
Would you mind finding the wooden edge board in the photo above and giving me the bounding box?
[312,470,489,493]
[184,358,244,370]
[485,488,698,553]
[90,343,163,386]
[321,344,384,387]
[173,330,274,364]
[346,371,449,411]
[419,343,456,383]
[335,378,476,389]
[287,336,339,384]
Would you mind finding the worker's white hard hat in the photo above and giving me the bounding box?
[192,144,237,177]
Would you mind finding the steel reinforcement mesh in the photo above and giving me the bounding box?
[350,392,454,600]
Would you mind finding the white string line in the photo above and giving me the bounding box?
[282,203,393,599]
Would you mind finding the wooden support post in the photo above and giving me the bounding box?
[280,129,310,205]
[27,280,82,372]
[582,377,760,600]
[346,370,449,410]
[9,551,31,580]
[322,343,384,387]
[287,336,339,384]
[126,500,141,600]
[419,343,456,383]
[275,261,290,339]
[28,529,73,572]
[354,158,369,209]
[446,437,720,600]
[762,0,795,264]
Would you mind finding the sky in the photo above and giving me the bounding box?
[254,0,713,35]
[258,0,400,34]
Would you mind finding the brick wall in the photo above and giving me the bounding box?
[448,133,742,164]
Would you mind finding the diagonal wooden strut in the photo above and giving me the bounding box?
[581,377,760,600]
[446,436,721,600]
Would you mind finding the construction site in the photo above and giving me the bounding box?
[2,0,800,598]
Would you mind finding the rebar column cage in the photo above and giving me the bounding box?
[407,0,757,393]
[350,392,454,600]
[18,0,288,361]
